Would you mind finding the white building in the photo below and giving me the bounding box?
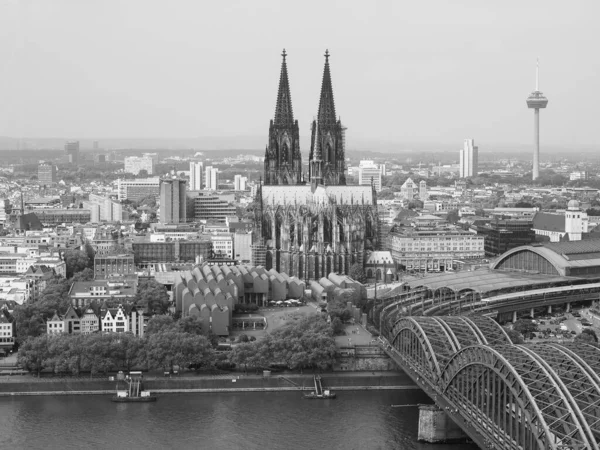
[233,231,252,263]
[124,156,155,175]
[358,160,383,192]
[205,167,219,191]
[211,234,233,259]
[101,305,129,333]
[47,311,65,334]
[459,139,478,178]
[190,161,203,191]
[234,175,247,191]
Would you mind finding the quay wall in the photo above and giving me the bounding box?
[0,372,417,396]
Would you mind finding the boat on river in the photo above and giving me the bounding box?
[303,375,336,399]
[111,371,157,403]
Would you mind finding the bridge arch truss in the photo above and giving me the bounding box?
[386,316,600,449]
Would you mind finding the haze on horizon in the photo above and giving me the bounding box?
[0,0,598,151]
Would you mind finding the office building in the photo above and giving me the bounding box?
[159,178,187,224]
[459,139,478,178]
[211,234,234,259]
[358,160,382,192]
[234,175,247,191]
[117,178,160,201]
[190,162,203,191]
[94,254,135,279]
[65,141,80,164]
[124,156,155,175]
[132,238,212,265]
[38,163,57,185]
[193,193,237,223]
[475,219,536,256]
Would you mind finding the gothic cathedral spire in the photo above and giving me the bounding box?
[264,49,302,186]
[309,49,346,186]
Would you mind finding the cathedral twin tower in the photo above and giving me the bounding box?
[264,49,346,187]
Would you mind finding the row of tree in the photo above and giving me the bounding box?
[228,316,337,372]
[18,317,214,377]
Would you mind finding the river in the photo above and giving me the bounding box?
[0,391,478,449]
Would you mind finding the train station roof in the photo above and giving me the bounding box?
[406,269,573,296]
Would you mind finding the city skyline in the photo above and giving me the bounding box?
[0,1,599,149]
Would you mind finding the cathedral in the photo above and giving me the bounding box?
[257,50,379,281]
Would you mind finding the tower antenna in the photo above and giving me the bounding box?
[536,57,539,91]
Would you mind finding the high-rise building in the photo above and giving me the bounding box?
[38,163,56,185]
[190,162,203,191]
[124,156,154,175]
[526,59,549,181]
[459,139,478,178]
[205,166,213,189]
[263,49,302,186]
[234,175,247,191]
[65,141,80,164]
[159,178,187,224]
[357,160,382,191]
[205,167,219,191]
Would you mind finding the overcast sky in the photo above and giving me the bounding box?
[0,0,599,149]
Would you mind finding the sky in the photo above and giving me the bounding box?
[0,0,599,150]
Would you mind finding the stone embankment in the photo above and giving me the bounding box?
[0,371,417,397]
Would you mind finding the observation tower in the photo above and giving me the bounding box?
[526,59,549,181]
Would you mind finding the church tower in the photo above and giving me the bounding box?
[264,49,302,185]
[309,50,346,186]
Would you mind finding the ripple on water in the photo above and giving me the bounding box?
[0,390,478,450]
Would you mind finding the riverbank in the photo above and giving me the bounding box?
[0,371,418,397]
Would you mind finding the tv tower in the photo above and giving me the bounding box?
[526,58,549,180]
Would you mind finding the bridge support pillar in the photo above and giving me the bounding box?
[512,311,517,323]
[530,308,535,318]
[547,305,552,314]
[417,405,468,444]
[566,303,571,313]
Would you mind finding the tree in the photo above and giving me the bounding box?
[504,328,524,344]
[64,249,91,278]
[348,263,366,284]
[576,328,598,344]
[138,169,149,177]
[18,335,51,377]
[331,317,345,335]
[446,210,460,224]
[135,279,170,314]
[512,319,537,336]
[178,316,204,335]
[145,315,176,334]
[71,268,94,282]
[515,201,534,208]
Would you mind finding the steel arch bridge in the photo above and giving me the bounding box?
[383,315,600,450]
